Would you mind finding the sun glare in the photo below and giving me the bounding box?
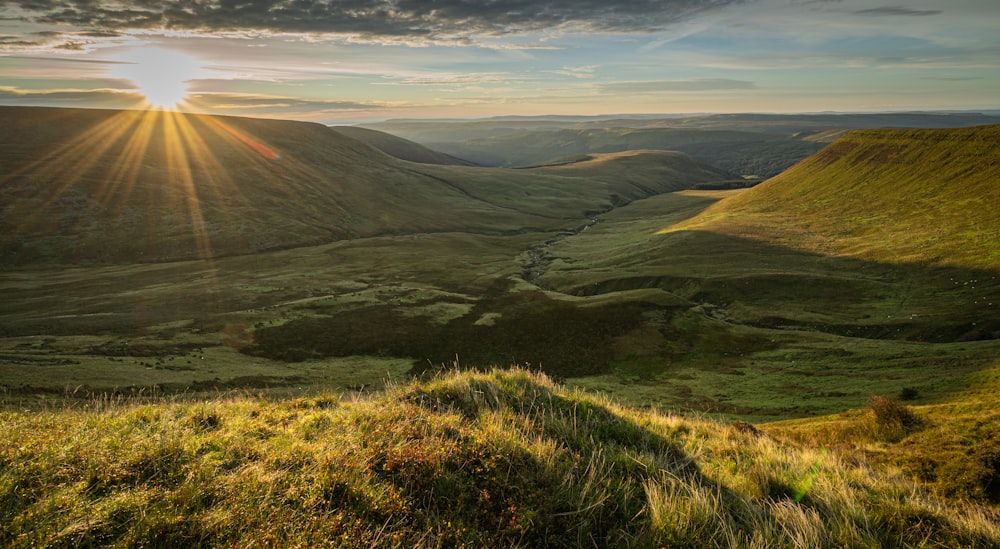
[112,47,206,110]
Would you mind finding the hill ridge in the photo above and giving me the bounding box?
[666,124,1000,271]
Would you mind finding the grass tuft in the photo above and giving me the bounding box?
[2,367,998,547]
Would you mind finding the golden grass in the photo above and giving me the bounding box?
[2,368,997,547]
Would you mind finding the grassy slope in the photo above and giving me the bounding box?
[0,106,730,266]
[0,106,735,400]
[672,125,1000,271]
[765,360,1000,506]
[2,368,997,548]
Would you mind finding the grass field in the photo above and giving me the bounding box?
[5,187,998,425]
[2,368,997,547]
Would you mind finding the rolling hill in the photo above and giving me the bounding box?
[363,112,1000,178]
[392,126,823,178]
[0,106,730,266]
[3,110,1000,540]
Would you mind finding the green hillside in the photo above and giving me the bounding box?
[521,127,1000,414]
[672,125,1000,270]
[3,368,997,548]
[766,360,1000,507]
[0,106,729,266]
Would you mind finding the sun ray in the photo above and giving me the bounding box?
[1,107,344,266]
[3,112,144,248]
[160,111,216,263]
[94,111,159,212]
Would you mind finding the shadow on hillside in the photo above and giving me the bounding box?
[559,229,1000,343]
[245,278,663,379]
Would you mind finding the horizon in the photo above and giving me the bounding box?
[1,1,998,124]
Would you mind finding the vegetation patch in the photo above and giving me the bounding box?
[2,368,997,548]
[246,279,656,379]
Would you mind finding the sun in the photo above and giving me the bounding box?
[112,47,206,110]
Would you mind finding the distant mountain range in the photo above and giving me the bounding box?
[361,112,1000,177]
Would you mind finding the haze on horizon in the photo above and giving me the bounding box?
[0,0,998,124]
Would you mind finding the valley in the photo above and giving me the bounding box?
[2,107,1000,525]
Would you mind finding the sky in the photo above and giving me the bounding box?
[1,0,998,124]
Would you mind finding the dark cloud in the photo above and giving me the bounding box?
[598,78,755,93]
[7,0,749,40]
[853,7,943,17]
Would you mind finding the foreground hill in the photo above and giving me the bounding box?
[2,368,997,548]
[0,106,729,266]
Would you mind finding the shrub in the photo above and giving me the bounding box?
[867,395,922,441]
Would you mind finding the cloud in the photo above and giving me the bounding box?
[0,86,145,107]
[852,7,943,17]
[186,93,386,114]
[598,78,755,93]
[6,0,749,42]
[553,65,599,79]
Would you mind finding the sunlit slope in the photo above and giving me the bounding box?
[0,107,729,265]
[765,359,1000,506]
[531,150,734,190]
[670,125,1000,270]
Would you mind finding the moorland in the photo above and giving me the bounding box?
[1,105,999,546]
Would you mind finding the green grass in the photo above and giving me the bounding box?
[673,125,1000,271]
[3,367,997,547]
[4,188,998,421]
[765,358,1000,506]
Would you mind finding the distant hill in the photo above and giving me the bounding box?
[0,106,730,266]
[530,149,735,191]
[373,126,824,178]
[368,112,1000,141]
[330,125,476,166]
[364,112,1000,177]
[672,125,1000,271]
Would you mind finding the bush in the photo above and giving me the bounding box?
[867,395,922,441]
